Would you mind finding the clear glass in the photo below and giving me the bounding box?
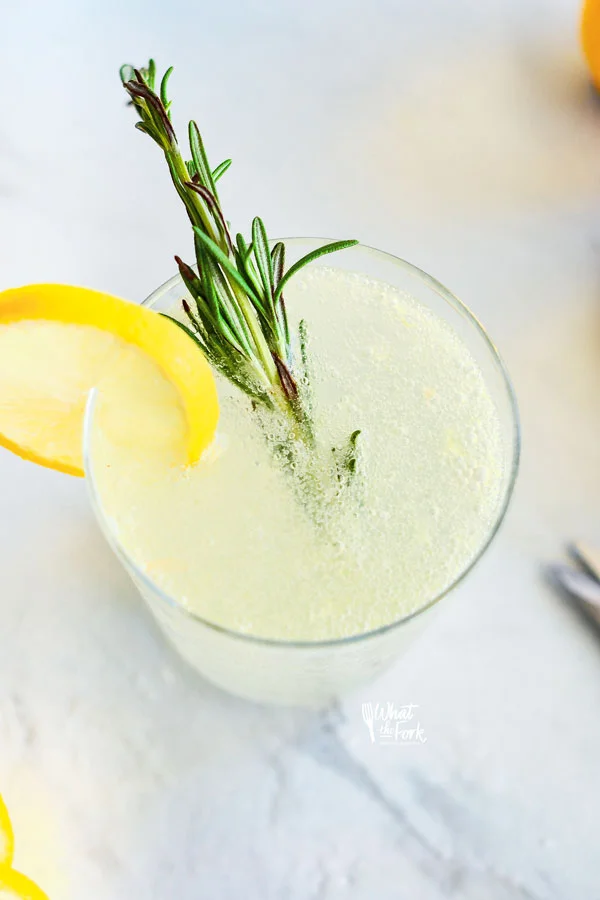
[84,240,520,707]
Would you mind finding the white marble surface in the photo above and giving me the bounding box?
[2,0,600,897]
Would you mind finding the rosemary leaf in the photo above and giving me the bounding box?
[147,58,157,90]
[345,429,362,475]
[188,121,217,195]
[134,121,152,137]
[201,251,256,358]
[234,236,268,322]
[160,66,174,113]
[272,355,298,401]
[271,242,290,346]
[185,181,233,251]
[271,241,285,287]
[176,252,243,357]
[251,216,275,308]
[274,239,359,304]
[119,64,135,84]
[212,159,232,182]
[298,319,311,387]
[192,226,262,308]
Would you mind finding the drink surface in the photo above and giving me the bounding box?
[89,266,505,641]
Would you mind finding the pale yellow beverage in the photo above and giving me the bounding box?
[88,263,506,651]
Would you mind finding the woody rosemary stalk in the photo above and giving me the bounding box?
[120,60,361,507]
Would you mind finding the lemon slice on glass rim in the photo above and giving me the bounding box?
[0,284,219,475]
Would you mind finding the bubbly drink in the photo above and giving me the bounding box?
[89,265,505,644]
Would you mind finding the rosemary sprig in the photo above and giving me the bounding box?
[120,59,361,506]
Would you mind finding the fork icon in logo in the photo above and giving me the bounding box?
[362,702,375,743]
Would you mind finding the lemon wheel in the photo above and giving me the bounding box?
[0,284,219,475]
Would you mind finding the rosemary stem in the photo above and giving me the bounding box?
[167,149,222,245]
[120,59,361,510]
[230,281,280,384]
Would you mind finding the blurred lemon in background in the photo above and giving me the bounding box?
[0,795,14,869]
[0,795,49,899]
[0,867,49,899]
[582,0,600,89]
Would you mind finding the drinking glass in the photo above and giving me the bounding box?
[84,240,520,706]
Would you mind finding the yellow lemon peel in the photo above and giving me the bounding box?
[0,284,219,475]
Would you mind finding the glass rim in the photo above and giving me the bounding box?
[83,238,521,651]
